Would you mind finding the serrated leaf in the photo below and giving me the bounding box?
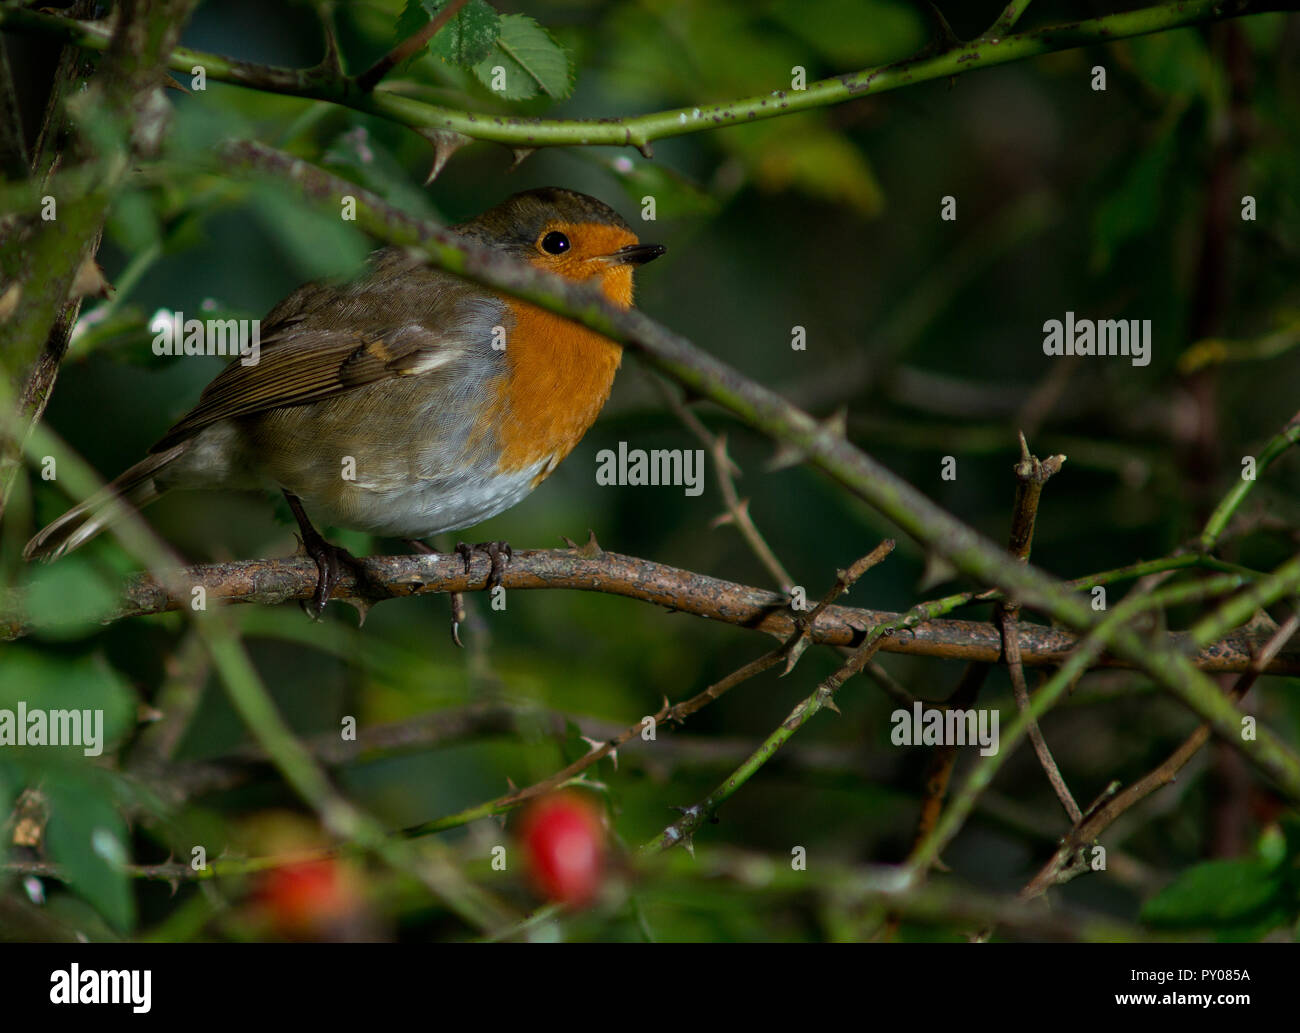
[399,0,501,69]
[472,14,573,102]
[1142,858,1284,928]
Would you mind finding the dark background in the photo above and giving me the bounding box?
[3,0,1300,941]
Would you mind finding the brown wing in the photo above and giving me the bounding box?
[150,268,505,453]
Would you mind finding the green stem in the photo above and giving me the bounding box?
[987,0,1038,38]
[0,1,1291,151]
[200,616,513,932]
[1187,552,1300,648]
[905,572,1256,875]
[1197,411,1300,551]
[205,140,1300,802]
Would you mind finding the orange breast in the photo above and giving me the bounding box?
[491,299,623,477]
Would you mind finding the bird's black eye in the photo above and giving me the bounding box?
[540,231,571,255]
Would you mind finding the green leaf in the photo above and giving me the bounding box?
[0,647,137,750]
[0,760,15,870]
[1142,858,1285,928]
[471,14,573,101]
[730,120,884,217]
[23,557,121,640]
[107,188,162,254]
[768,0,927,68]
[321,125,441,220]
[249,183,371,281]
[1125,29,1213,99]
[594,154,719,219]
[399,0,501,69]
[44,770,135,933]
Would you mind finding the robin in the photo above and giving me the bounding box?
[25,187,666,624]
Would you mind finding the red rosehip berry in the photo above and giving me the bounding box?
[520,792,606,907]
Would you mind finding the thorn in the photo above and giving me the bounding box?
[821,696,841,715]
[71,257,113,300]
[635,141,654,159]
[419,129,472,184]
[781,637,811,676]
[712,434,743,478]
[568,529,603,558]
[505,776,518,794]
[766,439,808,473]
[318,16,343,76]
[765,410,847,472]
[710,510,736,529]
[822,407,849,439]
[682,835,695,858]
[507,146,535,172]
[915,1,960,49]
[917,552,958,592]
[343,597,372,627]
[0,282,21,322]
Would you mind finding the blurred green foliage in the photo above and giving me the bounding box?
[3,0,1300,943]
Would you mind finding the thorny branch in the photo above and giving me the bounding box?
[5,547,1299,676]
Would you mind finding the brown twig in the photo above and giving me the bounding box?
[409,547,895,838]
[999,433,1080,822]
[354,0,471,93]
[1021,608,1300,899]
[6,547,1298,675]
[651,374,796,592]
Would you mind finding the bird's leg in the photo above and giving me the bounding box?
[284,490,359,620]
[404,538,466,647]
[455,540,513,591]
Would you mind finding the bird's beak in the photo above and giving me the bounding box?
[601,243,667,266]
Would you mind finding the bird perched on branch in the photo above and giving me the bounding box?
[25,187,666,628]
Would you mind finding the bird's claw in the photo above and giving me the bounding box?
[455,540,513,590]
[299,536,360,620]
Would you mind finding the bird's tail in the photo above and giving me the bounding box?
[24,444,187,561]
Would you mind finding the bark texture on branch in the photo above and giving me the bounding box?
[5,548,1297,675]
